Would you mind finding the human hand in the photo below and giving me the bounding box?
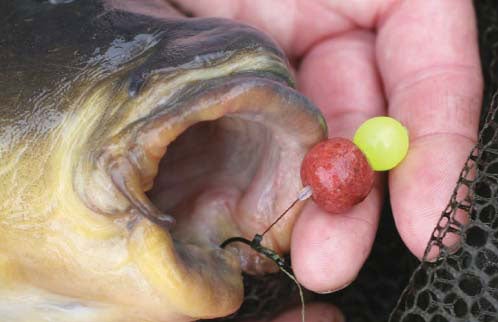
[171,0,482,319]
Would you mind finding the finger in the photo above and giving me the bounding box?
[291,30,386,292]
[169,0,328,55]
[171,0,390,57]
[243,302,344,322]
[376,0,483,258]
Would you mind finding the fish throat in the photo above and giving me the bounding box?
[97,74,326,275]
[148,114,282,273]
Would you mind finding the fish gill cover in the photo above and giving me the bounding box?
[207,1,498,321]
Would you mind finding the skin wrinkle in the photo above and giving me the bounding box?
[372,0,401,30]
[389,76,482,141]
[308,30,375,72]
[387,70,482,141]
[293,0,401,59]
[334,209,377,231]
[292,9,354,60]
[386,64,482,98]
[327,0,398,30]
[410,131,476,148]
[323,111,377,139]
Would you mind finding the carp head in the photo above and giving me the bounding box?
[0,1,326,321]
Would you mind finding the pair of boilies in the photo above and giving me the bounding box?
[300,116,409,214]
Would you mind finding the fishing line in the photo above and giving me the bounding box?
[220,186,313,322]
[260,186,313,238]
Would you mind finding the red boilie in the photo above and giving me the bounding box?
[300,138,374,214]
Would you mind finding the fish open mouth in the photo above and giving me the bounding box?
[144,75,326,264]
[76,69,326,319]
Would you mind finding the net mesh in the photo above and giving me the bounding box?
[388,102,498,322]
[388,1,498,321]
